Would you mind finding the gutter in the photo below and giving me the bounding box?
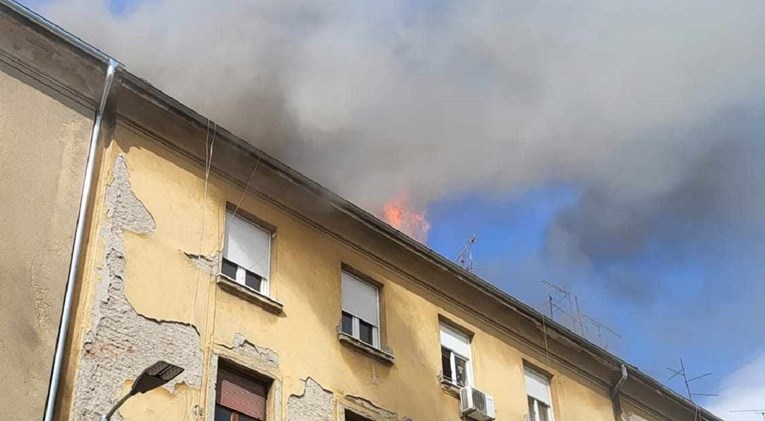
[0,2,123,420]
[611,364,629,399]
[0,0,113,64]
[610,364,628,421]
[43,58,119,421]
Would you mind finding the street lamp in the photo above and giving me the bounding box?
[100,360,184,421]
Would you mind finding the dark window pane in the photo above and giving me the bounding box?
[222,258,238,280]
[455,355,467,387]
[215,405,232,421]
[528,396,537,421]
[244,269,263,291]
[346,411,374,421]
[239,414,257,421]
[538,401,551,421]
[359,319,374,345]
[441,347,452,383]
[341,312,354,335]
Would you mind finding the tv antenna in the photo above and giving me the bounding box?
[731,410,765,420]
[666,358,717,403]
[541,280,620,350]
[541,280,582,333]
[456,234,477,272]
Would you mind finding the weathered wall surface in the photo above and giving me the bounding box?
[61,124,629,421]
[0,68,92,420]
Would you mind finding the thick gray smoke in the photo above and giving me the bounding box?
[35,0,765,262]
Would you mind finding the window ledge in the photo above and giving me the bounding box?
[439,378,462,398]
[337,332,395,365]
[216,274,284,315]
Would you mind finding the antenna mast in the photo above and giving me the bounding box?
[541,280,621,350]
[456,234,477,272]
[666,358,717,404]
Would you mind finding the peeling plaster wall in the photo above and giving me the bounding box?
[0,67,92,420]
[58,123,680,421]
[287,378,334,421]
[70,155,203,420]
[342,395,397,421]
[227,333,280,370]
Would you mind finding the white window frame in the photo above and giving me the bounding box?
[440,324,473,387]
[223,210,272,296]
[525,366,555,421]
[341,271,381,349]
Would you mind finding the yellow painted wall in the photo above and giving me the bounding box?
[65,122,624,421]
[0,67,92,420]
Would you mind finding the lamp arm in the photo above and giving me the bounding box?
[100,392,133,421]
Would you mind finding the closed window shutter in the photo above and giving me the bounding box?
[525,367,552,406]
[216,369,267,421]
[341,271,379,327]
[440,324,470,357]
[224,211,271,279]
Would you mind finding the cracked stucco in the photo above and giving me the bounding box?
[227,333,280,370]
[344,395,396,420]
[286,378,334,421]
[184,251,220,276]
[71,154,203,421]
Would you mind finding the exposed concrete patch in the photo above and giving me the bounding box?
[286,377,334,421]
[343,395,396,421]
[206,334,283,421]
[183,251,220,276]
[71,154,203,421]
[224,333,280,370]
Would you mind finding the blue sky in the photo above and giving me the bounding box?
[21,0,765,416]
[425,182,763,407]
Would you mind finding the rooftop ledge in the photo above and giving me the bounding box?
[338,332,395,365]
[216,274,284,315]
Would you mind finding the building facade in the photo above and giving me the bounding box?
[0,2,723,421]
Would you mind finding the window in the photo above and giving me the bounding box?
[223,210,271,296]
[440,323,472,387]
[345,411,373,421]
[341,270,380,348]
[215,368,268,421]
[525,366,554,421]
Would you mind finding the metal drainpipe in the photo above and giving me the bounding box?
[610,364,629,421]
[43,58,120,421]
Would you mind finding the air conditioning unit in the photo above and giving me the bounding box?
[459,386,496,421]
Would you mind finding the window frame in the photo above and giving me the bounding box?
[214,363,271,421]
[439,322,473,388]
[222,208,273,297]
[524,365,555,421]
[340,270,381,349]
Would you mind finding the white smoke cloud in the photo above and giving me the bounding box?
[31,0,765,254]
[24,0,765,401]
[706,351,765,421]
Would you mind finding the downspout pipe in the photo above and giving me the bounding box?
[611,364,629,398]
[610,364,629,421]
[43,58,120,421]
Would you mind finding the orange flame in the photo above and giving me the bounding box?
[383,197,431,243]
